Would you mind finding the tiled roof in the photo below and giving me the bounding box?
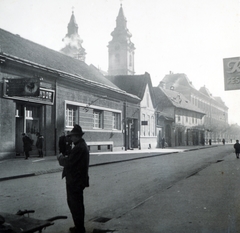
[153,87,205,115]
[161,73,228,109]
[161,73,196,89]
[106,72,155,102]
[0,28,118,89]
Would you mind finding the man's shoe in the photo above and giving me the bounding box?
[69,226,85,233]
[69,227,76,233]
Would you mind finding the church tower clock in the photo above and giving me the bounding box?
[108,4,135,75]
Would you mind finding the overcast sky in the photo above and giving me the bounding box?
[1,0,240,124]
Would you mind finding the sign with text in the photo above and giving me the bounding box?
[223,57,240,91]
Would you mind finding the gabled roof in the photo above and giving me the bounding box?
[161,73,228,109]
[153,87,205,115]
[161,73,196,89]
[106,72,155,103]
[0,28,118,89]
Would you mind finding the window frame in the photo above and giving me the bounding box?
[93,109,103,129]
[65,104,78,127]
[112,112,121,130]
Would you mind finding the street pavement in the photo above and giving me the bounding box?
[0,144,220,182]
[1,143,238,233]
[96,144,240,233]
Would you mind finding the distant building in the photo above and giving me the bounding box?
[60,11,86,61]
[160,73,229,143]
[153,85,205,147]
[108,4,135,75]
[0,28,140,159]
[107,72,156,149]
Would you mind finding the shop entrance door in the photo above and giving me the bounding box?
[15,104,41,156]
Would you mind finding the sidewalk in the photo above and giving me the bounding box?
[0,145,218,182]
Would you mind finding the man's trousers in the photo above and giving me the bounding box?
[66,184,85,233]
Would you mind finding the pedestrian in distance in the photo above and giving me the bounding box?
[36,132,44,157]
[57,124,89,233]
[234,140,240,159]
[22,133,32,160]
[209,139,212,145]
[161,137,165,149]
[222,138,225,145]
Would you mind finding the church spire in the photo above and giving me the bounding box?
[111,4,132,39]
[60,10,86,62]
[108,4,135,75]
[67,11,79,36]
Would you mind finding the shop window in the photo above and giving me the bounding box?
[93,110,103,128]
[66,105,78,127]
[26,110,33,118]
[25,106,38,118]
[112,112,121,130]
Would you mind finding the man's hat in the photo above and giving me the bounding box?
[69,124,84,136]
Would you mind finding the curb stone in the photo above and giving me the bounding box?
[0,145,219,182]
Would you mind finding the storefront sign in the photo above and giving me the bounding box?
[223,57,240,91]
[3,78,55,105]
[5,78,40,96]
[141,121,148,125]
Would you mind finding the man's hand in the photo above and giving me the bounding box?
[57,153,63,160]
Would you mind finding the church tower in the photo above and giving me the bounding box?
[108,4,135,75]
[60,10,86,62]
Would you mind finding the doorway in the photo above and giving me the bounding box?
[16,103,41,155]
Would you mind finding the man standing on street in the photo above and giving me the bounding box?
[234,140,240,159]
[22,133,32,160]
[57,124,89,233]
[36,132,44,157]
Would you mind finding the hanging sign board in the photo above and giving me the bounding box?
[223,57,240,91]
[5,78,40,96]
[3,77,55,105]
[141,121,148,125]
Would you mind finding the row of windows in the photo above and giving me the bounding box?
[176,115,202,125]
[66,104,121,130]
[192,96,226,115]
